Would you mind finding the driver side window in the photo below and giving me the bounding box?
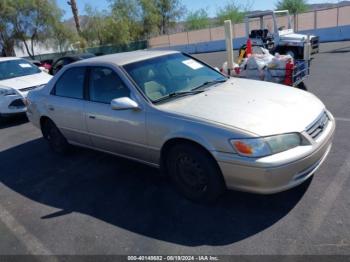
[88,67,130,104]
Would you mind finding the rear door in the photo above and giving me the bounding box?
[84,66,149,162]
[47,66,91,145]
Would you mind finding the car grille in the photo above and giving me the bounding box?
[8,99,25,108]
[19,85,40,92]
[306,112,330,140]
[311,36,319,53]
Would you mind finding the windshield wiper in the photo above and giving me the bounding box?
[192,78,228,91]
[153,90,204,103]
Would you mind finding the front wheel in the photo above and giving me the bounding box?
[296,82,308,91]
[42,119,70,154]
[166,144,226,203]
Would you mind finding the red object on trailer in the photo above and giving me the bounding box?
[284,59,294,86]
[246,39,253,57]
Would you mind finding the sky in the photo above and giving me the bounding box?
[58,0,342,20]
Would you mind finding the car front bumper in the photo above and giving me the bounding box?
[213,113,335,194]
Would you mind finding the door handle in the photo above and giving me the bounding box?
[88,115,96,119]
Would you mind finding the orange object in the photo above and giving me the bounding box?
[246,39,253,57]
[234,141,253,155]
[284,59,294,86]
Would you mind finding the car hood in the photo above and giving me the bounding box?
[157,78,325,136]
[0,72,52,91]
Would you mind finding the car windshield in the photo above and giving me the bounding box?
[0,59,41,80]
[123,53,227,103]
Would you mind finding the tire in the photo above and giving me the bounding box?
[166,144,226,203]
[42,119,70,154]
[53,65,62,75]
[296,82,307,91]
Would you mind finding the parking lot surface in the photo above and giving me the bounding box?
[0,42,350,255]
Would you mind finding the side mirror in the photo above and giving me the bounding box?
[111,97,139,110]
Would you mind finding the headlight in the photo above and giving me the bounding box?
[230,133,307,158]
[0,87,17,96]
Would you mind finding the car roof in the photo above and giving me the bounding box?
[52,53,94,63]
[0,57,22,62]
[74,50,180,67]
[63,53,95,60]
[245,10,289,18]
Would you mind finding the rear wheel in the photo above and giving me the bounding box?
[166,144,225,203]
[42,119,70,154]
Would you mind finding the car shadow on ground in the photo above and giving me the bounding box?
[0,114,28,129]
[0,138,311,246]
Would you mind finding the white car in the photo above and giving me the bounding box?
[0,57,52,117]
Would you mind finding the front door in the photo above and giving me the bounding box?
[84,67,149,162]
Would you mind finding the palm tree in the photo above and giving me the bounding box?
[67,0,81,35]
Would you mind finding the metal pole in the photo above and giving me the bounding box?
[209,25,212,41]
[337,7,339,27]
[296,14,299,32]
[304,35,311,61]
[224,20,234,76]
[314,10,317,30]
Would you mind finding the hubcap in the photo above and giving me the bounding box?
[176,154,208,193]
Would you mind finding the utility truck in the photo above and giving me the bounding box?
[244,10,319,59]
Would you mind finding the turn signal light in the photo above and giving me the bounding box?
[233,141,253,155]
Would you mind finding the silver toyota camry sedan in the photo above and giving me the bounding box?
[26,50,335,202]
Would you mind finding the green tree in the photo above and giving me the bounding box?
[216,1,245,25]
[138,0,185,36]
[109,0,142,41]
[81,1,140,46]
[0,0,65,58]
[276,0,308,30]
[139,0,160,37]
[185,9,210,31]
[100,16,132,44]
[155,0,186,34]
[81,5,108,45]
[276,0,308,15]
[0,0,16,56]
[53,22,77,53]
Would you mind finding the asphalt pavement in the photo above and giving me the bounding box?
[0,41,350,255]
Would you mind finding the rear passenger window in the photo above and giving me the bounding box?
[88,67,130,104]
[54,67,85,99]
